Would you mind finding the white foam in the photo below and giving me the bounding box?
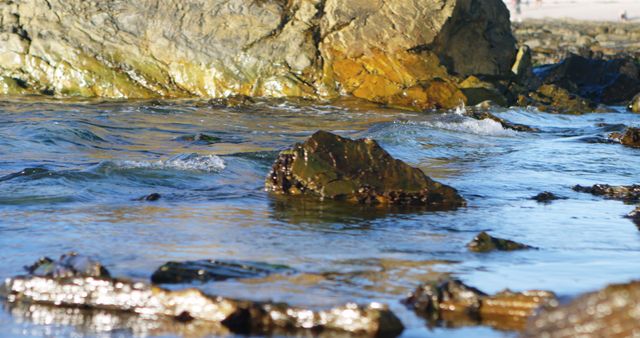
[410,105,517,137]
[116,154,226,172]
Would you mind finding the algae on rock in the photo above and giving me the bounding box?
[265,131,465,209]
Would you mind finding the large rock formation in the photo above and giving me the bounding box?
[265,131,465,209]
[0,0,515,109]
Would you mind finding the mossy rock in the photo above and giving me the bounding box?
[265,131,465,209]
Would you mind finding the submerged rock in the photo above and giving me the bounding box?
[135,193,161,201]
[531,191,566,203]
[468,111,538,132]
[175,133,222,145]
[404,279,557,331]
[573,184,640,202]
[467,232,534,253]
[609,127,640,148]
[524,280,640,337]
[0,0,515,110]
[265,131,465,209]
[151,260,294,284]
[24,253,110,279]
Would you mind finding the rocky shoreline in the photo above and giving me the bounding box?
[1,1,640,337]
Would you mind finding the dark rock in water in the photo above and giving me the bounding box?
[573,184,640,202]
[467,232,534,253]
[0,275,404,337]
[468,111,538,132]
[404,279,557,331]
[151,260,294,284]
[520,84,598,114]
[625,206,640,229]
[524,280,640,337]
[534,54,640,104]
[24,253,110,278]
[265,131,465,209]
[609,127,640,148]
[208,95,257,109]
[629,93,640,113]
[0,167,51,182]
[135,193,161,201]
[175,133,222,145]
[531,191,566,203]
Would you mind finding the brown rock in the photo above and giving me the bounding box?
[265,131,465,209]
[404,279,557,331]
[524,281,640,338]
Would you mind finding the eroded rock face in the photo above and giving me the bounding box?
[265,131,465,209]
[404,279,557,331]
[151,260,294,284]
[573,184,640,202]
[0,275,404,337]
[524,280,640,338]
[0,0,515,109]
[467,232,534,253]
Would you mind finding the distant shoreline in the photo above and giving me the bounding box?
[504,0,640,22]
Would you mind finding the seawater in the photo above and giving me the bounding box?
[1,97,639,337]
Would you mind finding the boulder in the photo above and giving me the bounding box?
[404,279,557,331]
[467,232,534,253]
[265,131,465,209]
[0,0,516,110]
[151,260,294,284]
[534,54,640,104]
[524,280,640,337]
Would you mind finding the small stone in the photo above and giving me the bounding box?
[23,252,110,279]
[135,193,161,201]
[467,232,534,253]
[531,192,566,203]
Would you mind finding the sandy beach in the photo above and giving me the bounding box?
[506,0,640,21]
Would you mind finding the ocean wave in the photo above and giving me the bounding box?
[103,153,226,172]
[402,106,517,137]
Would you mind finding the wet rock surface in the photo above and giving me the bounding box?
[524,280,640,338]
[1,255,405,337]
[467,232,534,253]
[0,0,515,110]
[404,279,557,331]
[626,206,640,229]
[265,131,465,208]
[151,260,295,284]
[609,127,640,148]
[519,84,599,115]
[23,253,110,279]
[630,93,640,113]
[573,184,640,203]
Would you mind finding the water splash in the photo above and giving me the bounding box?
[107,154,226,172]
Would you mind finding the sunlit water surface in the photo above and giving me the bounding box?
[0,97,639,337]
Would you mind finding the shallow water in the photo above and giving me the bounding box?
[0,97,639,337]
